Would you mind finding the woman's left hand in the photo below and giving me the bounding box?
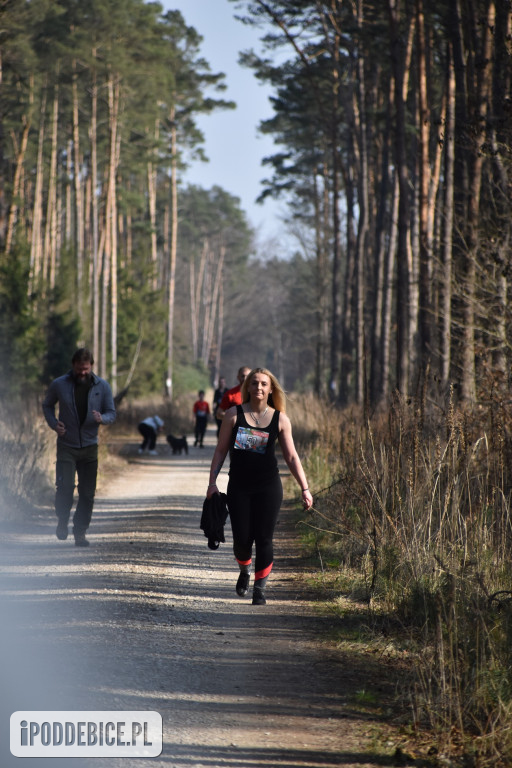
[301,489,313,510]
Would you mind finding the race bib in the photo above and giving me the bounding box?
[234,426,269,454]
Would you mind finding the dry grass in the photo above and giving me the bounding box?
[0,394,55,518]
[291,384,512,766]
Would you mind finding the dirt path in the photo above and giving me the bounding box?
[0,427,402,768]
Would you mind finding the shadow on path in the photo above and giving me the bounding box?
[0,428,407,768]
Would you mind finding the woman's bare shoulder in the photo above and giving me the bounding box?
[278,411,292,430]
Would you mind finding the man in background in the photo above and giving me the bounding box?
[212,376,227,437]
[42,347,116,547]
[216,366,251,420]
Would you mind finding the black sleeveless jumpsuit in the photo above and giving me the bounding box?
[227,405,283,582]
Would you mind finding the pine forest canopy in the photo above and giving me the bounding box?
[230,0,512,404]
[0,0,511,406]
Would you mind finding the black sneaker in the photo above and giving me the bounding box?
[236,572,250,597]
[56,521,68,540]
[74,535,90,547]
[252,586,266,605]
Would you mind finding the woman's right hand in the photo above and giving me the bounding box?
[206,483,218,498]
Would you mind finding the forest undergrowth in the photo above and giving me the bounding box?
[289,386,512,767]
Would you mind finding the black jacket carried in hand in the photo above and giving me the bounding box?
[200,492,229,550]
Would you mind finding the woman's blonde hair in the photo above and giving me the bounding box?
[241,367,287,413]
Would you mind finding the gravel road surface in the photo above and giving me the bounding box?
[0,428,398,768]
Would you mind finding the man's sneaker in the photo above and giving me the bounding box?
[148,449,158,456]
[236,572,250,597]
[138,448,145,455]
[252,586,266,605]
[74,535,90,547]
[56,521,68,540]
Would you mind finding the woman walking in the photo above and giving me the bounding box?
[207,367,313,605]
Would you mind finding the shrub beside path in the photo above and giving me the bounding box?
[0,427,409,768]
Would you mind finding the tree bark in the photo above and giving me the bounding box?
[107,75,120,394]
[5,76,33,255]
[460,0,495,401]
[415,0,432,361]
[388,0,413,395]
[441,46,456,383]
[166,107,178,398]
[354,0,369,406]
[90,62,100,362]
[29,87,46,297]
[43,77,59,293]
[72,61,84,317]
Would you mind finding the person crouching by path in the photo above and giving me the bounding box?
[206,367,313,605]
[138,415,164,455]
[42,347,116,547]
[193,390,210,447]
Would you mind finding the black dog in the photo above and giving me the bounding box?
[166,434,189,455]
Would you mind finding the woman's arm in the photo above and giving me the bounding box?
[206,406,237,497]
[277,413,313,509]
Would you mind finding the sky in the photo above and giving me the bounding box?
[160,0,290,248]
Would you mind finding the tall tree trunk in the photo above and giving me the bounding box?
[416,0,432,363]
[339,168,356,405]
[0,48,6,249]
[147,119,159,289]
[166,107,178,398]
[380,18,415,399]
[328,33,342,401]
[203,243,225,367]
[370,77,393,404]
[354,0,369,405]
[162,202,170,289]
[29,88,47,297]
[190,238,208,361]
[491,0,512,378]
[381,172,399,399]
[5,76,33,254]
[65,139,72,245]
[213,280,224,387]
[100,239,109,379]
[72,62,84,318]
[441,46,456,383]
[460,0,495,401]
[108,75,120,394]
[201,254,213,365]
[189,258,197,360]
[313,163,329,398]
[90,64,100,362]
[388,0,413,395]
[44,77,59,292]
[40,77,58,292]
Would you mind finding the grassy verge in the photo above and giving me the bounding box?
[0,395,54,520]
[288,390,512,767]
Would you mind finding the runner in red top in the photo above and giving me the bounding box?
[193,390,210,447]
